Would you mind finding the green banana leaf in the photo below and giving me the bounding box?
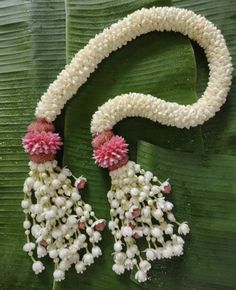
[0,1,66,289]
[137,140,236,289]
[0,0,235,290]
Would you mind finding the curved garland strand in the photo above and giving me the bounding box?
[36,6,232,128]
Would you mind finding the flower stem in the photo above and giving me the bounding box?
[52,278,57,290]
[52,264,57,290]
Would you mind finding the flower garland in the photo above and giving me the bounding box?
[35,7,232,128]
[22,6,233,284]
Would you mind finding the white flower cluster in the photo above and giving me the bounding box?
[108,161,190,283]
[34,7,232,129]
[22,160,103,281]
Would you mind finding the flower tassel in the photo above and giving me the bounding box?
[92,130,190,283]
[22,119,105,281]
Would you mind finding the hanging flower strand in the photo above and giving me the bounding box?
[22,119,105,281]
[91,129,190,282]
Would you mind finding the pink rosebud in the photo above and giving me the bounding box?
[92,219,106,232]
[162,182,172,194]
[133,232,141,240]
[128,222,135,230]
[39,239,48,247]
[131,208,141,218]
[78,221,86,230]
[75,176,87,189]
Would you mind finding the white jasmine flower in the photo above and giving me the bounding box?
[67,215,77,226]
[49,249,58,259]
[86,227,94,236]
[53,269,65,282]
[65,200,73,209]
[71,190,81,201]
[59,259,71,271]
[32,261,45,274]
[165,201,173,211]
[59,248,69,259]
[52,228,62,239]
[21,199,31,209]
[165,224,174,235]
[152,208,163,219]
[124,258,134,270]
[92,231,102,243]
[75,206,83,216]
[83,253,94,266]
[126,248,135,259]
[25,177,35,188]
[144,171,153,181]
[139,260,151,272]
[142,207,151,218]
[162,245,173,259]
[37,245,47,258]
[121,226,133,237]
[114,241,122,252]
[130,188,139,196]
[52,179,61,189]
[135,270,147,282]
[176,236,185,245]
[143,226,150,236]
[151,227,163,238]
[155,248,163,259]
[145,248,156,261]
[114,252,126,264]
[23,220,31,229]
[167,212,176,222]
[23,242,35,252]
[75,261,86,274]
[78,234,86,243]
[151,185,161,194]
[31,225,41,238]
[172,244,183,256]
[45,209,57,220]
[112,263,125,275]
[178,222,190,235]
[92,246,102,258]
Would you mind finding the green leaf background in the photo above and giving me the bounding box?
[0,0,235,290]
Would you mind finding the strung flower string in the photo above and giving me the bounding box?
[22,5,232,286]
[35,7,232,128]
[22,119,106,281]
[91,130,190,283]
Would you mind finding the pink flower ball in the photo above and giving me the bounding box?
[28,118,55,133]
[108,155,128,171]
[93,135,128,168]
[91,130,113,149]
[23,131,62,156]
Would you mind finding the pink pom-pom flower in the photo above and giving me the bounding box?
[23,131,62,155]
[93,135,128,168]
